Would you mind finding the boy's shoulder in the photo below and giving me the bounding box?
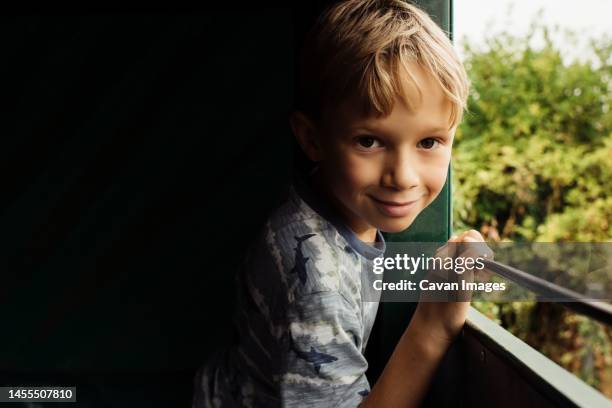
[249,186,363,301]
[266,185,340,247]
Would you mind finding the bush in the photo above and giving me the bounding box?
[454,23,612,396]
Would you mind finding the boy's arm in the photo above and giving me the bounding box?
[360,301,469,408]
[362,231,483,408]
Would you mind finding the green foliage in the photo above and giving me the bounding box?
[454,23,612,396]
[454,26,611,242]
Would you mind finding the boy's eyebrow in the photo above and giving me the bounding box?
[425,127,454,137]
[350,124,379,133]
[425,126,452,134]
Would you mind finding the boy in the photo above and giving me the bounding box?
[193,0,485,406]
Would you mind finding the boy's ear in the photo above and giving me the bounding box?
[289,111,324,162]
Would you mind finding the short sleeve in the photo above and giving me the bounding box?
[280,291,371,408]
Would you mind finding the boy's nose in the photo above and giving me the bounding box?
[382,153,420,191]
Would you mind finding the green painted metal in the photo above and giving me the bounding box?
[462,307,612,407]
[367,0,454,384]
[384,0,453,241]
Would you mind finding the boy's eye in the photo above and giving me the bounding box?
[355,136,383,149]
[417,138,440,150]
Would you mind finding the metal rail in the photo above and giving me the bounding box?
[483,259,612,327]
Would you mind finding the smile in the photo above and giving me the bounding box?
[370,195,421,217]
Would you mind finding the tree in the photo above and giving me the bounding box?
[454,23,612,396]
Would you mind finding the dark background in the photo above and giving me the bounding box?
[0,2,450,406]
[1,4,346,406]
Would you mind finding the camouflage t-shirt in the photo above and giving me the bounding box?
[192,179,385,408]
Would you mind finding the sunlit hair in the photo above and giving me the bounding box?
[296,0,470,129]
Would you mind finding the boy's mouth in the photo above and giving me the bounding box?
[369,195,422,217]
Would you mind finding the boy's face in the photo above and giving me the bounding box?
[315,63,455,241]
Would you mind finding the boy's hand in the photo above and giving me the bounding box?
[412,230,491,344]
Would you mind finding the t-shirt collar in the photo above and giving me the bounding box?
[292,172,386,260]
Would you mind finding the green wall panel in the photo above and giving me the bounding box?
[367,0,453,384]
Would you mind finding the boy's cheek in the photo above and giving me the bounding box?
[431,151,452,184]
[420,160,451,204]
[426,171,450,204]
[434,164,451,188]
[331,153,375,184]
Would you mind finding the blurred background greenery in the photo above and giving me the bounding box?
[453,22,612,397]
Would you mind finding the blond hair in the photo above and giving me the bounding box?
[297,0,469,129]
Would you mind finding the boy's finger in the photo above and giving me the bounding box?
[458,237,494,259]
[461,229,484,242]
[435,234,461,258]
